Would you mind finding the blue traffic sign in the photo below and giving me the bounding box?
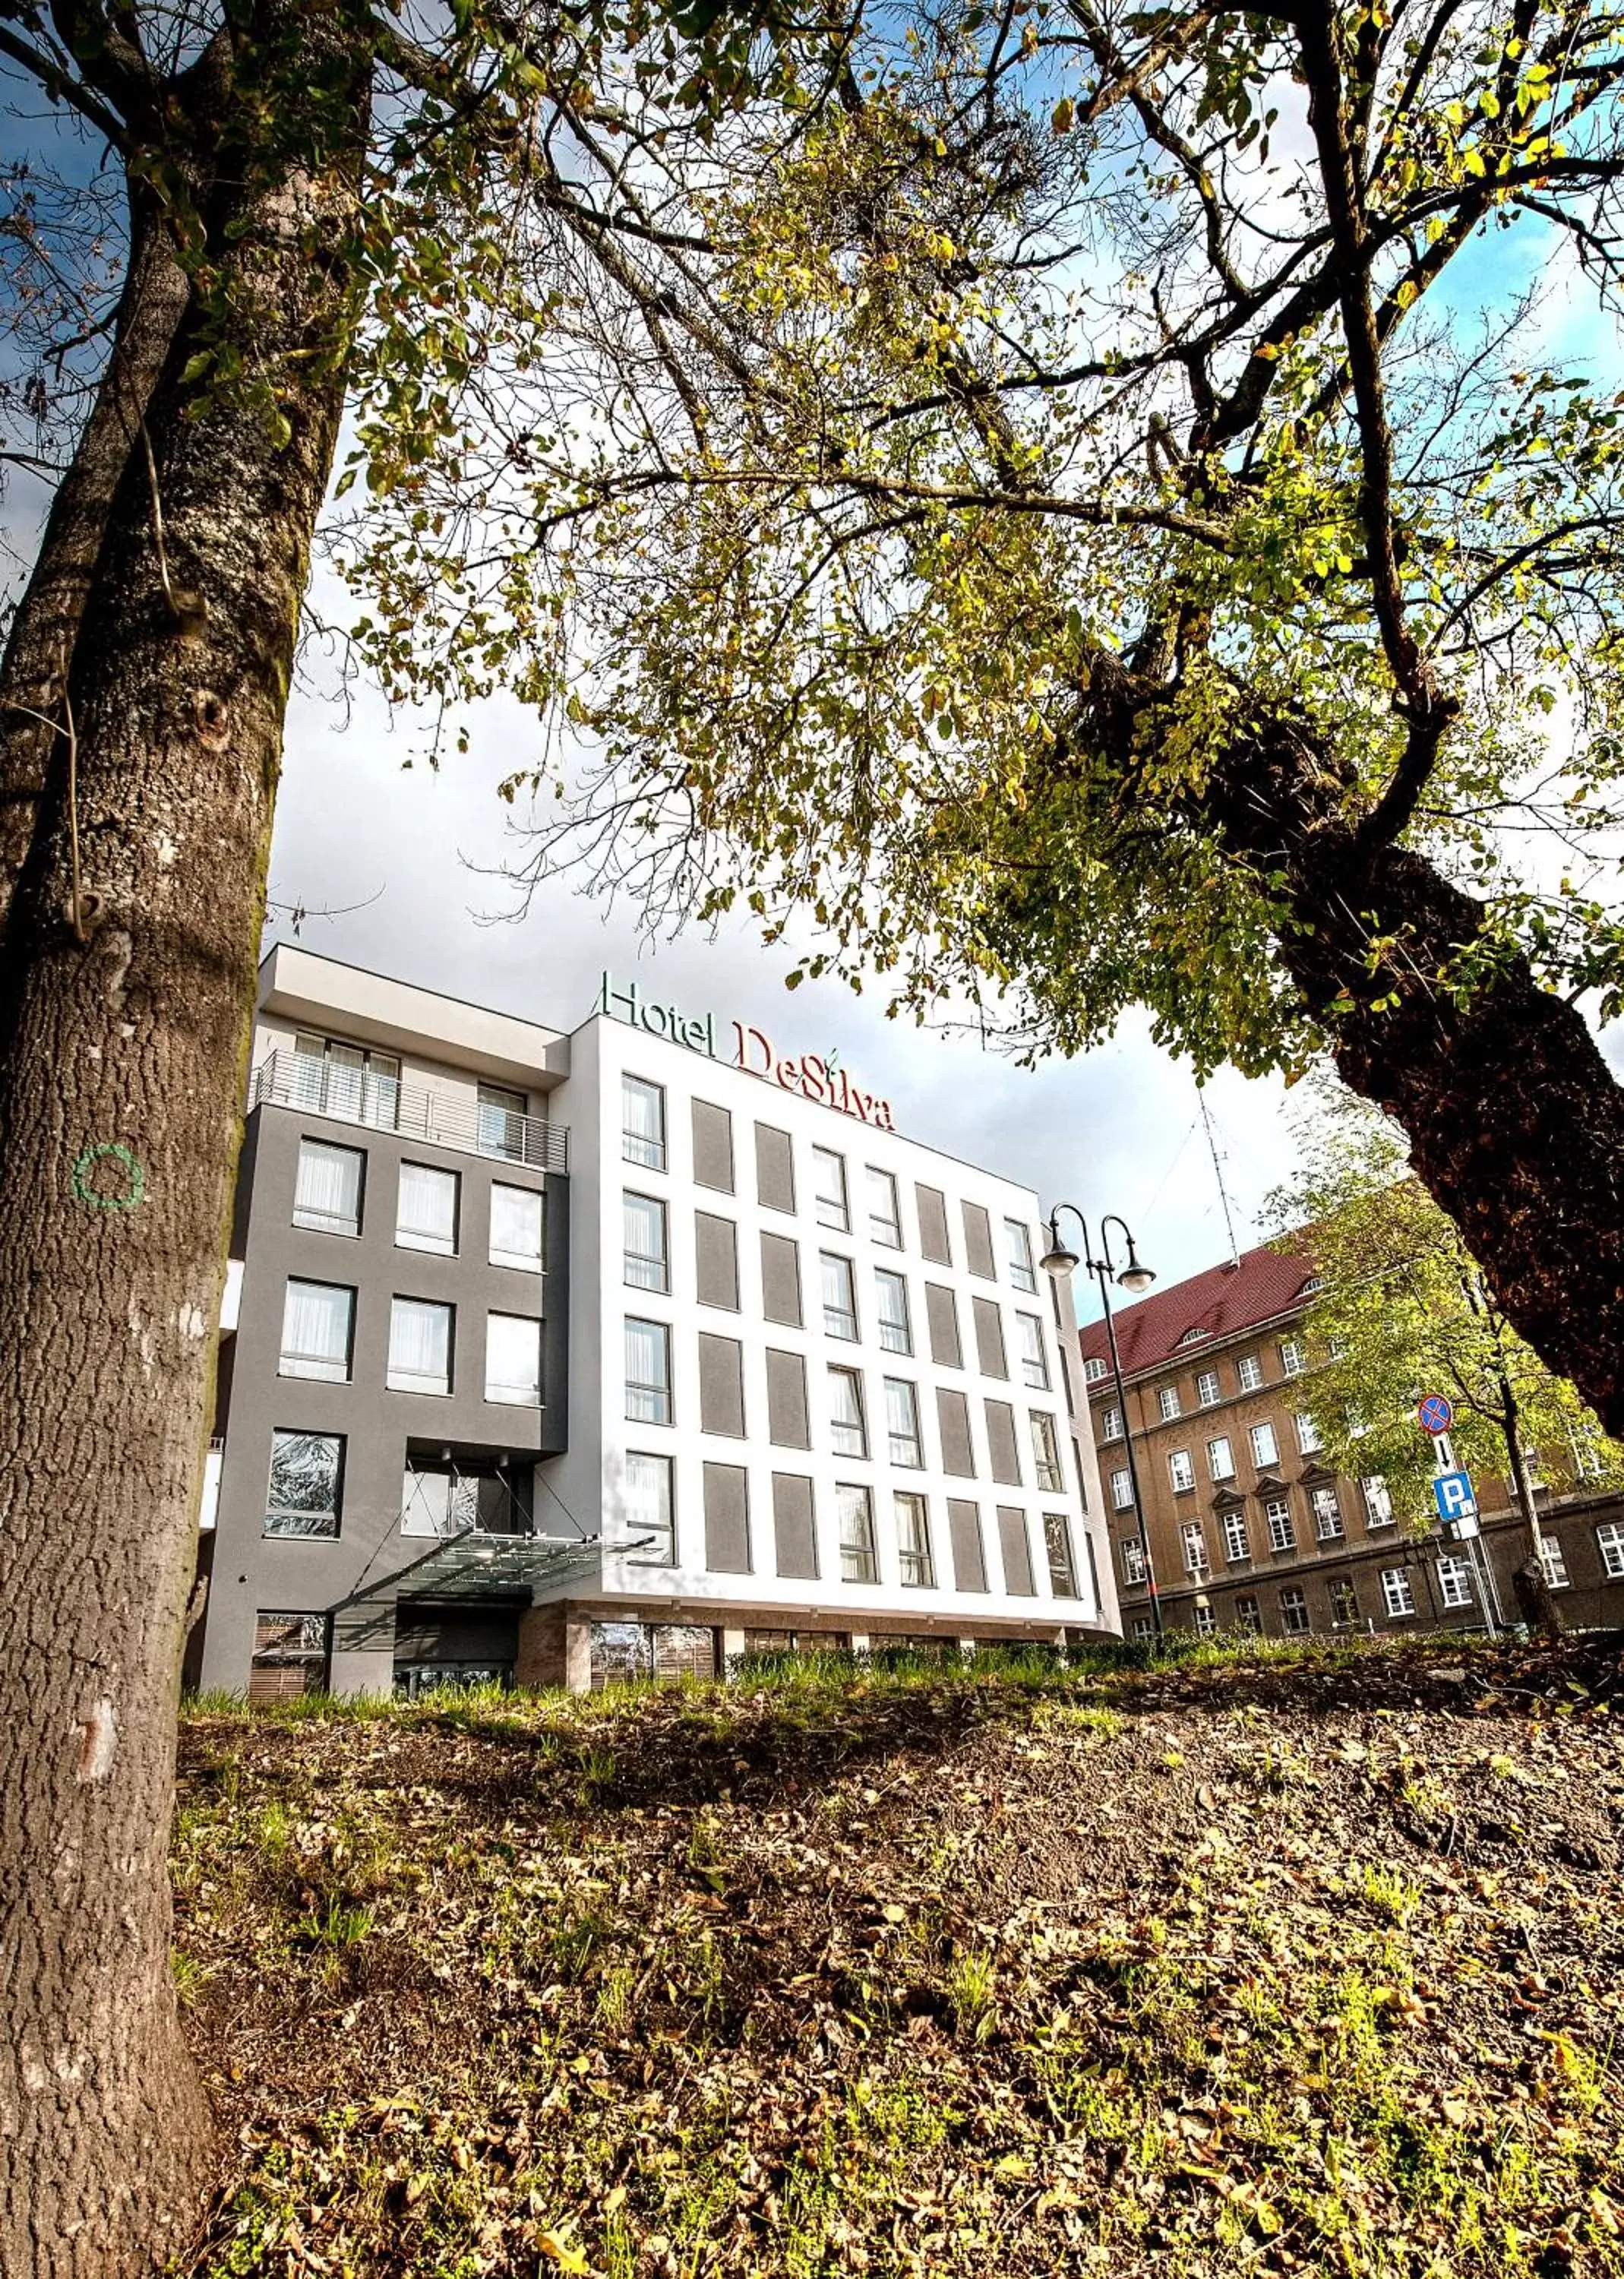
[1418,1394,1455,1436]
[1432,1471,1477,1522]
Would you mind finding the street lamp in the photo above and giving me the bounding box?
[1042,1205,1162,1636]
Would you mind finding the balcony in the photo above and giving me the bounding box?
[251,1050,568,1174]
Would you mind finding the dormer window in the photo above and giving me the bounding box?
[1177,1326,1212,1346]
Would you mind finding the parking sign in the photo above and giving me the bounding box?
[1431,1470,1477,1522]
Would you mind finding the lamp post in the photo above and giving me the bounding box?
[1041,1206,1162,1639]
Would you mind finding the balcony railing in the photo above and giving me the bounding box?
[251,1050,568,1174]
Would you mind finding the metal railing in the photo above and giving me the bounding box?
[251,1049,567,1173]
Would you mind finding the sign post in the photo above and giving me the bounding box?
[1418,1394,1497,1636]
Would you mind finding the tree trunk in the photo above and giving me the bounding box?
[0,46,368,2273]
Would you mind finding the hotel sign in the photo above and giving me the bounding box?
[599,973,896,1132]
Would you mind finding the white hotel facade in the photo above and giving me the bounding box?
[191,948,1118,1698]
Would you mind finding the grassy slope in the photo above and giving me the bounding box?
[173,1637,1624,2279]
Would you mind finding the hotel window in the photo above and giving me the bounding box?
[1436,1554,1474,1610]
[400,1459,525,1539]
[874,1269,912,1355]
[489,1182,544,1272]
[813,1146,849,1232]
[1250,1421,1278,1468]
[821,1252,860,1342]
[1131,1615,1155,1641]
[1168,1448,1194,1494]
[486,1313,542,1406]
[1031,1413,1063,1492]
[387,1298,453,1396]
[1329,1579,1359,1629]
[396,1162,458,1256]
[1193,1602,1217,1637]
[1208,1435,1235,1483]
[1539,1535,1571,1590]
[1265,1497,1295,1553]
[896,1492,934,1587]
[1196,1370,1221,1407]
[1111,1467,1133,1511]
[625,1317,673,1425]
[1016,1313,1051,1391]
[1237,1354,1263,1392]
[264,1430,344,1539]
[1044,1512,1079,1597]
[1180,1521,1208,1576]
[1158,1386,1181,1421]
[1004,1218,1038,1293]
[1280,1338,1306,1378]
[1598,1521,1624,1579]
[867,1167,903,1248]
[837,1484,878,1582]
[1235,1595,1262,1636]
[1311,1484,1344,1541]
[829,1367,869,1459]
[1279,1586,1310,1635]
[292,1140,364,1237]
[250,1611,330,1701]
[624,1452,676,1564]
[621,1075,667,1171]
[1221,1509,1250,1564]
[624,1191,669,1293]
[1101,1405,1124,1441]
[1381,1566,1417,1619]
[289,1034,399,1127]
[884,1378,924,1468]
[1362,1476,1394,1528]
[1296,1411,1323,1456]
[1120,1535,1146,1584]
[1084,1356,1109,1384]
[279,1279,355,1383]
[477,1083,530,1163]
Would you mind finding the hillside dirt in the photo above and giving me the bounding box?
[172,1636,1624,2277]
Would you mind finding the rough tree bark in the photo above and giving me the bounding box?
[0,29,369,2270]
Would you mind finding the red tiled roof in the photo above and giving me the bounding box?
[1077,1241,1316,1380]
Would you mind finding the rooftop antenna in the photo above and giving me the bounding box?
[1198,1082,1242,1270]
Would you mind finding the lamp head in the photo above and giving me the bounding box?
[1039,1216,1079,1277]
[1116,1234,1156,1294]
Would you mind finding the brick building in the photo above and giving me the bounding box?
[1078,1244,1624,1639]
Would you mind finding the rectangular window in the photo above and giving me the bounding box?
[962,1202,997,1279]
[1193,1602,1217,1637]
[772,1471,818,1580]
[396,1162,458,1255]
[754,1122,796,1213]
[1382,1566,1417,1619]
[766,1348,810,1449]
[829,1367,868,1459]
[624,1452,675,1563]
[884,1377,924,1468]
[1436,1554,1473,1610]
[1131,1616,1155,1642]
[1539,1535,1571,1589]
[1222,1509,1250,1564]
[1181,1521,1208,1576]
[925,1283,962,1370]
[937,1386,975,1476]
[1196,1370,1221,1408]
[625,1317,673,1425]
[291,1034,399,1129]
[984,1399,1022,1487]
[694,1211,739,1310]
[703,1462,750,1574]
[1208,1436,1235,1482]
[867,1167,903,1248]
[1005,1218,1038,1294]
[489,1182,543,1272]
[1168,1448,1195,1494]
[400,1461,524,1540]
[837,1484,878,1582]
[1311,1484,1344,1541]
[972,1296,1009,1380]
[292,1139,364,1237]
[250,1610,330,1701]
[1111,1467,1133,1510]
[813,1146,849,1231]
[896,1493,934,1587]
[622,1075,666,1171]
[1296,1411,1323,1456]
[1235,1595,1262,1636]
[1041,1512,1076,1597]
[1280,1587,1310,1635]
[1362,1475,1394,1528]
[1158,1386,1182,1421]
[1250,1421,1279,1468]
[760,1231,803,1327]
[265,1430,344,1538]
[1598,1521,1624,1579]
[486,1313,541,1406]
[1265,1497,1296,1553]
[1329,1579,1359,1629]
[279,1279,355,1382]
[477,1082,529,1163]
[820,1252,859,1341]
[947,1498,987,1590]
[387,1297,453,1396]
[997,1506,1035,1596]
[1280,1338,1306,1378]
[1101,1405,1124,1441]
[697,1332,746,1437]
[915,1184,953,1264]
[874,1269,912,1355]
[1120,1536,1146,1584]
[690,1099,735,1193]
[623,1191,668,1292]
[1237,1354,1263,1392]
[1016,1313,1051,1390]
[1030,1413,1063,1492]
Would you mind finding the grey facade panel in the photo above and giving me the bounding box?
[771,1471,819,1579]
[962,1200,997,1279]
[766,1348,811,1449]
[915,1183,953,1265]
[925,1282,962,1370]
[947,1499,987,1592]
[937,1387,976,1478]
[703,1462,751,1573]
[997,1506,1036,1597]
[760,1231,803,1327]
[754,1121,796,1214]
[695,1211,740,1311]
[692,1098,735,1193]
[985,1399,1022,1487]
[698,1332,747,1437]
[972,1296,1008,1380]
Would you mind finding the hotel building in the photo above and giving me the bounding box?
[191,949,1116,1696]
